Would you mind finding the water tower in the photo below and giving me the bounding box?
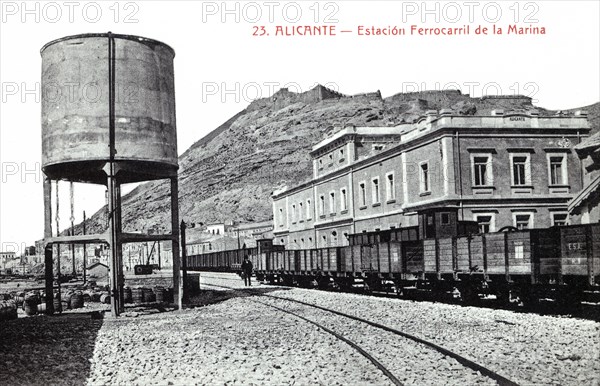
[40,33,181,317]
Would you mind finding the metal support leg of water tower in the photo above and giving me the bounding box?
[43,177,54,315]
[171,177,181,309]
[106,164,123,317]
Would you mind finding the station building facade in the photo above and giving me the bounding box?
[272,109,591,249]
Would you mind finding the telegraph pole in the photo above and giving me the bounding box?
[83,211,87,283]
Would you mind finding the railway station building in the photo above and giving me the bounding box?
[272,107,591,249]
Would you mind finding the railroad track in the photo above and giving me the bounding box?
[198,272,600,321]
[199,279,519,386]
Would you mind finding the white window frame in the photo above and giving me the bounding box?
[510,153,531,186]
[470,153,494,186]
[329,191,336,214]
[319,195,325,216]
[386,172,396,201]
[513,212,534,230]
[372,177,380,204]
[298,202,303,221]
[547,153,568,186]
[359,181,366,207]
[306,199,311,220]
[473,213,496,233]
[551,212,569,226]
[419,161,430,193]
[340,187,347,211]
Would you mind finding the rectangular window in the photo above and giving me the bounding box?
[279,208,284,226]
[319,195,325,216]
[515,243,524,259]
[512,156,529,185]
[420,163,430,192]
[306,200,311,220]
[299,202,303,220]
[473,156,492,186]
[474,214,495,233]
[386,173,395,201]
[549,156,565,185]
[552,213,568,226]
[441,213,450,225]
[329,192,336,213]
[359,182,366,207]
[372,178,380,204]
[291,204,296,223]
[514,214,532,230]
[341,188,347,211]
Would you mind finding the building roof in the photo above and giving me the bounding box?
[568,174,600,214]
[232,220,273,231]
[575,131,600,156]
[86,262,108,270]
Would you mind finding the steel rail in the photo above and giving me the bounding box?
[201,281,519,386]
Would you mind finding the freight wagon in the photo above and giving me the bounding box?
[187,223,599,305]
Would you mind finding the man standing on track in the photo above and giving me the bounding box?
[241,255,253,286]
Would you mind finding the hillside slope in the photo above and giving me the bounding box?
[78,86,599,234]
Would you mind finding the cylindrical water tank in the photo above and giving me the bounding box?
[41,33,177,184]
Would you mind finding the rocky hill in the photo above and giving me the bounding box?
[78,86,599,235]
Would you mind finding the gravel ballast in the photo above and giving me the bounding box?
[200,272,599,386]
[2,272,598,385]
[85,297,391,385]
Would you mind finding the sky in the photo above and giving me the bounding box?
[1,0,599,251]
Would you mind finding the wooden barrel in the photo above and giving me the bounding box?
[164,288,174,303]
[53,297,62,313]
[142,288,155,303]
[153,287,165,303]
[82,292,92,302]
[70,293,84,309]
[0,300,18,321]
[123,287,133,303]
[23,298,38,316]
[0,293,11,300]
[100,293,111,304]
[132,288,144,303]
[91,292,102,302]
[38,303,47,313]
